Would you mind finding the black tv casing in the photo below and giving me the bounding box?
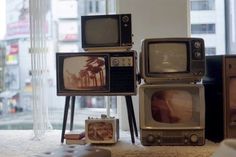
[56,51,137,96]
[203,55,236,142]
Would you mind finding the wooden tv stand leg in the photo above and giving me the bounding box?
[125,96,138,144]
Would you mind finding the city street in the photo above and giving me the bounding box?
[0,108,111,130]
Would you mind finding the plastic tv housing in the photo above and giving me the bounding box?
[139,84,205,146]
[81,14,132,51]
[140,38,205,83]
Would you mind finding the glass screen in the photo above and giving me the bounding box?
[151,90,193,124]
[229,77,236,124]
[85,18,119,45]
[87,122,113,141]
[63,56,107,90]
[149,43,187,73]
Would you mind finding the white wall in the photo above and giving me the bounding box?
[116,0,190,130]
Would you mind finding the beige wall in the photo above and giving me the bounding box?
[116,0,190,130]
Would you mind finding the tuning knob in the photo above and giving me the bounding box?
[194,41,201,49]
[122,16,129,23]
[190,134,198,143]
[146,134,155,143]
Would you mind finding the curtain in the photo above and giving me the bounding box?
[29,0,52,138]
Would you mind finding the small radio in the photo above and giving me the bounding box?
[85,115,119,144]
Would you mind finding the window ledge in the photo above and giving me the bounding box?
[0,130,219,157]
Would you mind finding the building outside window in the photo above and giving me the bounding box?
[190,0,225,55]
[0,0,117,130]
[191,23,216,34]
[191,0,215,11]
[205,47,216,55]
[86,0,106,15]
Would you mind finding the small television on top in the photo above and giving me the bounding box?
[81,14,132,51]
[140,38,205,83]
[56,51,137,96]
[139,84,205,146]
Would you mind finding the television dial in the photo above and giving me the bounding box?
[112,58,120,66]
[194,41,201,49]
[194,51,202,59]
[146,134,155,143]
[122,16,129,23]
[190,134,198,143]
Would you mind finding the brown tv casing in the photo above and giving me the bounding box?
[203,55,236,142]
[139,83,205,146]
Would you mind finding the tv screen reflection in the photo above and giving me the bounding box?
[63,56,106,90]
[151,90,193,123]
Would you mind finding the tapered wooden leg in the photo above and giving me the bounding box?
[70,96,75,131]
[125,96,135,144]
[61,96,70,143]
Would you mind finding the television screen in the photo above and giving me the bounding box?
[63,56,107,91]
[151,90,193,124]
[87,122,113,141]
[229,77,236,124]
[140,84,203,128]
[148,43,187,73]
[84,18,119,45]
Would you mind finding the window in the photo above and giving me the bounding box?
[0,0,117,130]
[190,0,225,55]
[95,1,99,12]
[205,47,216,55]
[191,0,215,11]
[89,1,93,13]
[86,0,105,14]
[191,24,216,34]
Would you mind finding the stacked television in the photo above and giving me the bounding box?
[56,14,137,144]
[139,38,206,146]
[56,14,137,96]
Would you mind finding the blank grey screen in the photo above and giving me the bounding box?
[85,18,119,44]
[149,43,187,73]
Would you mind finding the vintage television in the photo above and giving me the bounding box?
[139,84,205,146]
[81,14,132,51]
[140,38,205,83]
[85,116,119,144]
[56,51,137,96]
[203,55,236,142]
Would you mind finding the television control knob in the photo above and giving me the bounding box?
[194,41,201,48]
[190,134,198,143]
[122,16,129,23]
[194,51,202,59]
[146,135,155,143]
[112,59,119,66]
